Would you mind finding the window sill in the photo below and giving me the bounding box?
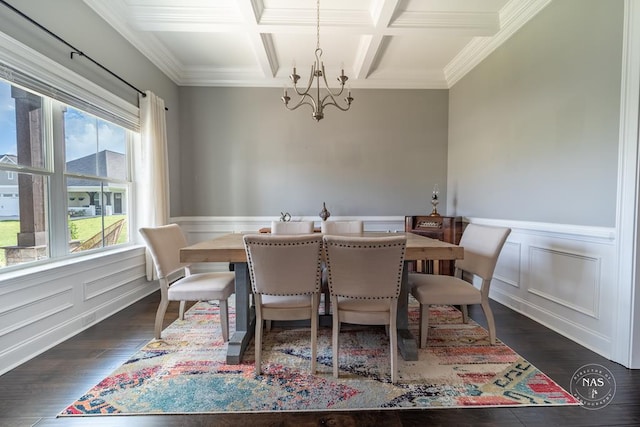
[0,244,146,282]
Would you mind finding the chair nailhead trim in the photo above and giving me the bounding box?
[323,240,406,300]
[244,237,322,296]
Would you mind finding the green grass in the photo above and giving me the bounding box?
[70,215,128,244]
[0,215,128,267]
[0,220,20,249]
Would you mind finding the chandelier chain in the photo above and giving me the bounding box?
[316,0,320,51]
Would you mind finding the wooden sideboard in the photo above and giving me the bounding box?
[404,215,464,276]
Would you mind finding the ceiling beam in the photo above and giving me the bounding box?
[354,0,400,80]
[236,0,278,78]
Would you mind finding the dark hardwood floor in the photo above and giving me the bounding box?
[1,291,639,427]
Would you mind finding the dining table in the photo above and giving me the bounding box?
[180,231,464,364]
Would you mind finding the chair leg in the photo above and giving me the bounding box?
[461,304,469,323]
[179,300,187,320]
[390,303,398,384]
[220,299,229,342]
[332,297,340,378]
[324,290,331,315]
[481,300,497,345]
[419,303,429,348]
[265,320,272,332]
[154,298,169,340]
[255,304,263,375]
[310,294,319,374]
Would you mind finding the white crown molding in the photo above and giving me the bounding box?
[392,11,498,34]
[178,66,268,86]
[128,5,241,30]
[444,0,553,87]
[83,0,185,84]
[177,73,449,89]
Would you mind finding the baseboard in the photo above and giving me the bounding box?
[491,287,612,357]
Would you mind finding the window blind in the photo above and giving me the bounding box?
[0,32,140,132]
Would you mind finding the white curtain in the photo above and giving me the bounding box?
[137,90,170,280]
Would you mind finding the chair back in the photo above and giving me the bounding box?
[455,224,511,281]
[270,220,314,234]
[139,224,188,279]
[321,220,364,234]
[244,234,322,295]
[323,235,406,299]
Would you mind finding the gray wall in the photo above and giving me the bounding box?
[0,0,183,217]
[179,87,449,217]
[447,0,623,227]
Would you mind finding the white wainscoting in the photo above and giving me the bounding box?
[468,217,617,360]
[176,216,618,360]
[0,246,154,375]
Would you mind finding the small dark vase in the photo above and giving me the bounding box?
[319,202,330,221]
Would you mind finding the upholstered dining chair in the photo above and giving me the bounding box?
[319,220,364,314]
[409,223,511,348]
[266,219,316,330]
[243,233,323,374]
[323,235,406,383]
[320,220,364,234]
[271,220,314,234]
[139,224,235,341]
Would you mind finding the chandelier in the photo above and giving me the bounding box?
[281,0,353,121]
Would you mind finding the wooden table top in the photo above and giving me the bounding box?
[180,231,464,263]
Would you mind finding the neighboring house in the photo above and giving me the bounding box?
[0,154,18,217]
[66,149,127,216]
[0,150,127,218]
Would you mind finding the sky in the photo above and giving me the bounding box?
[0,80,126,162]
[0,82,16,156]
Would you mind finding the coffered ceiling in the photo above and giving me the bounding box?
[83,0,551,89]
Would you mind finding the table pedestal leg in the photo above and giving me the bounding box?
[397,260,418,361]
[227,262,255,364]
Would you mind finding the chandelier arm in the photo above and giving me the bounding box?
[325,85,346,98]
[319,65,348,98]
[320,95,352,112]
[291,63,317,97]
[283,93,317,112]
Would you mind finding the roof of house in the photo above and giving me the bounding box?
[66,150,126,187]
[1,151,126,188]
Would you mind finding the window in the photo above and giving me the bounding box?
[64,107,130,254]
[0,79,134,268]
[0,84,49,267]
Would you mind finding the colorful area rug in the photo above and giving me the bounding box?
[61,298,579,415]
